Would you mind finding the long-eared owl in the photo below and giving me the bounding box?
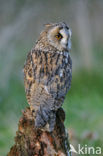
[24,22,72,131]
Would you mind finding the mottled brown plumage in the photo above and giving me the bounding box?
[24,22,72,131]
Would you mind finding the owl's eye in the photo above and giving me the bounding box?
[56,33,63,40]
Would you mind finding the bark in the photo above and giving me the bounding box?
[7,107,71,156]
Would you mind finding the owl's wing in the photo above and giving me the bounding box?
[24,50,57,131]
[24,50,56,111]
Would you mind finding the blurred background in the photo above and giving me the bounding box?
[0,0,103,155]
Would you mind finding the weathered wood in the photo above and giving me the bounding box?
[7,107,71,156]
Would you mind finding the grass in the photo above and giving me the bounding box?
[0,70,103,156]
[64,71,103,156]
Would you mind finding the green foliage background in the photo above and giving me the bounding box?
[0,0,103,155]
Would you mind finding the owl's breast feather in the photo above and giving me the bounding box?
[32,50,72,94]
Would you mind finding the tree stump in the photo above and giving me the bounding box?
[7,107,71,156]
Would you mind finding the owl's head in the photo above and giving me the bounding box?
[36,22,72,52]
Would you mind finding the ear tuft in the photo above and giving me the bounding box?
[44,23,53,28]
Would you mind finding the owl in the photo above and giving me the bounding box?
[24,22,72,132]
